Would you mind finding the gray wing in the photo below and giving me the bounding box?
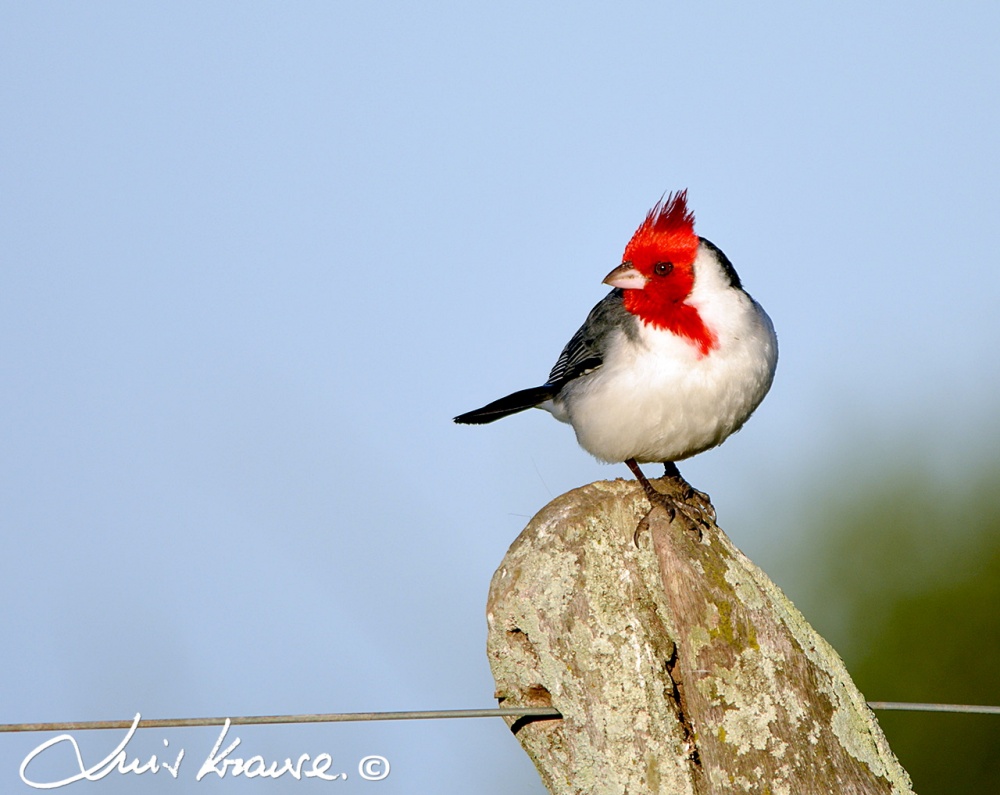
[546,289,635,390]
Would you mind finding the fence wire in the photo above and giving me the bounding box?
[1,701,998,734]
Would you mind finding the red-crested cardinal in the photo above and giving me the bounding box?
[454,191,777,521]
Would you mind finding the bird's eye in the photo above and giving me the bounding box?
[653,261,673,276]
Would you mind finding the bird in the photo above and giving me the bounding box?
[454,191,777,523]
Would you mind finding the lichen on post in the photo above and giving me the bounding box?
[486,478,914,795]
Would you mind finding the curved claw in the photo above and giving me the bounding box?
[646,490,704,540]
[625,458,715,542]
[680,485,716,525]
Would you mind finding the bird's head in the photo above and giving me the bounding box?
[603,191,716,354]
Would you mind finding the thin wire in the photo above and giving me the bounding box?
[867,701,1000,715]
[0,707,562,734]
[1,701,999,734]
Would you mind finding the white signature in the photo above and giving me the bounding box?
[19,714,390,788]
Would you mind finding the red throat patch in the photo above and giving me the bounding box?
[620,191,717,356]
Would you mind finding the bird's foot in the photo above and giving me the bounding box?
[681,495,714,529]
[631,489,705,546]
[674,482,716,526]
[661,462,716,525]
[626,459,713,544]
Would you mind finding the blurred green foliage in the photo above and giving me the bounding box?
[776,463,1000,794]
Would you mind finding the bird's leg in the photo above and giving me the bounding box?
[622,458,716,538]
[662,461,716,525]
[625,458,676,520]
[625,458,678,545]
[626,457,713,544]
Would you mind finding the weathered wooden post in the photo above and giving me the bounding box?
[487,478,914,795]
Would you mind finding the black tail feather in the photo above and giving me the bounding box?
[453,385,558,425]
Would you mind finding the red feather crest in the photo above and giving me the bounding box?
[623,190,698,265]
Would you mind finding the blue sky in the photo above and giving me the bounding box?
[2,3,999,792]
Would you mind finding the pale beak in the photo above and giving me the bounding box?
[603,262,647,290]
